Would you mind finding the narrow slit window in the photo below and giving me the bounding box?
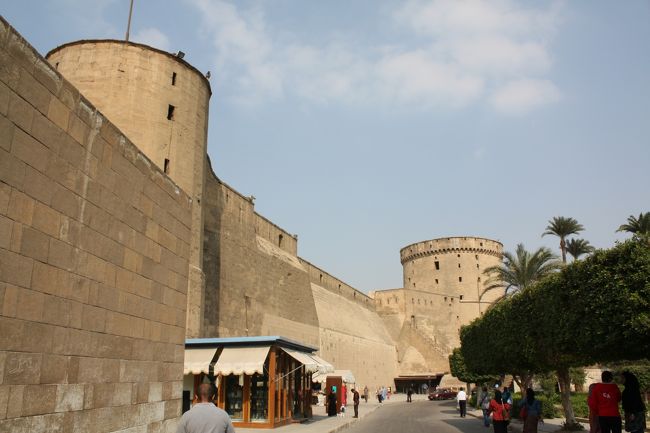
[172,72,177,85]
[434,261,440,270]
[459,276,462,282]
[163,158,170,174]
[435,279,439,284]
[278,234,283,247]
[167,104,175,120]
[460,295,464,300]
[458,263,461,268]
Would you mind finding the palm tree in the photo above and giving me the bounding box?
[617,212,650,241]
[542,216,584,263]
[565,238,595,261]
[480,243,561,302]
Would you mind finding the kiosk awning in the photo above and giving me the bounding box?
[312,369,356,384]
[213,346,270,376]
[184,347,218,375]
[281,348,321,373]
[308,354,334,374]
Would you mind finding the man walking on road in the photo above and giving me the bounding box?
[457,387,467,418]
[177,384,236,433]
[352,388,360,418]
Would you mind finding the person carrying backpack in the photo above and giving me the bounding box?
[479,386,491,427]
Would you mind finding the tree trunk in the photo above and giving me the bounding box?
[514,372,533,399]
[560,238,567,264]
[557,366,577,426]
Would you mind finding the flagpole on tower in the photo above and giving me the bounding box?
[125,0,135,41]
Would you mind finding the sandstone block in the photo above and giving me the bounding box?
[21,384,56,416]
[31,201,60,238]
[0,82,10,116]
[40,354,68,384]
[16,65,51,116]
[47,96,69,131]
[19,226,50,263]
[47,237,77,271]
[11,127,49,173]
[7,189,34,225]
[67,113,88,146]
[23,165,54,205]
[51,185,81,220]
[20,320,54,353]
[0,215,11,250]
[6,385,24,418]
[7,91,33,133]
[0,114,14,152]
[54,383,84,412]
[148,382,162,402]
[3,352,41,385]
[0,147,26,189]
[0,385,8,419]
[42,295,71,327]
[81,304,106,332]
[0,317,23,351]
[33,58,62,95]
[112,382,132,407]
[0,249,33,288]
[77,357,120,384]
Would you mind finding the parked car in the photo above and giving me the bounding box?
[428,388,457,400]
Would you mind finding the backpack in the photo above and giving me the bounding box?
[481,395,491,410]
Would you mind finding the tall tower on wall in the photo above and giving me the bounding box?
[399,237,503,350]
[46,41,211,337]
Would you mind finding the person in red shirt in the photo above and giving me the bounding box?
[488,390,512,433]
[588,371,622,433]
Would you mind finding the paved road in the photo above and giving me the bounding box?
[344,399,490,433]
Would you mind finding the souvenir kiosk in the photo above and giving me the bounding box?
[183,336,334,429]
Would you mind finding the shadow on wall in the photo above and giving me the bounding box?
[202,156,223,337]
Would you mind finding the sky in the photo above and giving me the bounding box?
[3,0,649,292]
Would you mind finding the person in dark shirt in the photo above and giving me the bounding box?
[620,372,646,433]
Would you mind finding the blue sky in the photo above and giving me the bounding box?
[4,0,649,292]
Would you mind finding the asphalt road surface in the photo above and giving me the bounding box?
[346,400,490,433]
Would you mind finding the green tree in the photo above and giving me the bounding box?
[566,239,595,261]
[543,216,585,264]
[448,347,498,390]
[542,216,586,427]
[481,244,560,301]
[617,212,650,242]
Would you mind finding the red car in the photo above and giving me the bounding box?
[428,388,458,400]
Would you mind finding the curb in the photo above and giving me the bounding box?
[326,404,383,433]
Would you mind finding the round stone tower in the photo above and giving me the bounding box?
[46,40,211,337]
[399,236,503,347]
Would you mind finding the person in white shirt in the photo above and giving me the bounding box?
[457,387,468,418]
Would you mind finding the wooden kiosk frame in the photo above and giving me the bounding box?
[184,336,331,429]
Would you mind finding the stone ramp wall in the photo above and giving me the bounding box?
[0,18,192,432]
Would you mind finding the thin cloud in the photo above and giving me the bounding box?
[490,79,561,115]
[132,27,171,51]
[189,0,564,114]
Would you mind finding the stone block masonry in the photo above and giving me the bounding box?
[0,17,192,433]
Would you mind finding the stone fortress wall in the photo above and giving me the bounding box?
[47,40,211,339]
[0,18,192,431]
